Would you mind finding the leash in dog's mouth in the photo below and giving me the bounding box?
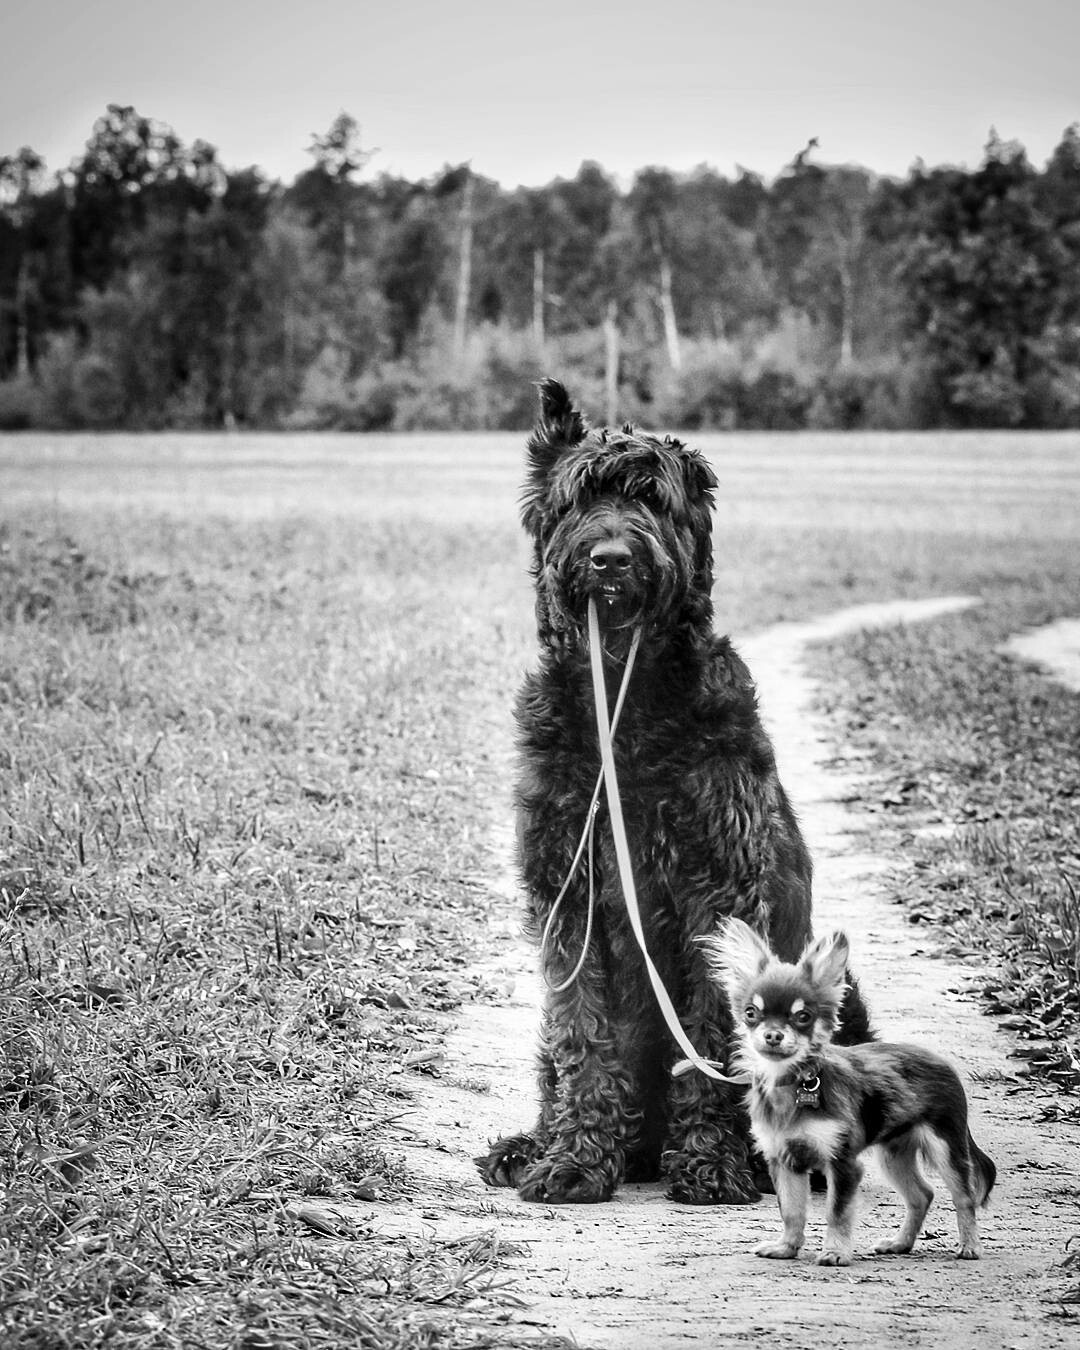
[538,616,641,994]
[584,597,746,1086]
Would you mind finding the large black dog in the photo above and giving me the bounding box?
[477,380,870,1206]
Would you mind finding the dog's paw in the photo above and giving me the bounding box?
[816,1248,852,1267]
[955,1243,982,1261]
[873,1237,915,1256]
[517,1155,617,1204]
[474,1133,542,1188]
[665,1155,761,1206]
[755,1239,800,1260]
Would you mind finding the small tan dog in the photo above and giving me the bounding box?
[704,918,996,1266]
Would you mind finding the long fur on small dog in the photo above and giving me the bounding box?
[705,917,996,1265]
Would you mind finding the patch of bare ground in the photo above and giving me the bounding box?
[351,599,1078,1350]
[1002,617,1080,693]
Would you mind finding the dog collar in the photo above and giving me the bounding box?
[794,1071,822,1110]
[774,1061,821,1109]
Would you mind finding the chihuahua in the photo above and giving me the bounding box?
[704,917,996,1266]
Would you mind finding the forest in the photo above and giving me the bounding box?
[2,105,1080,432]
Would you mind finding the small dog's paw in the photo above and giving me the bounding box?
[755,1239,800,1260]
[816,1248,852,1267]
[955,1243,982,1261]
[873,1237,914,1256]
[475,1133,541,1188]
[517,1156,616,1204]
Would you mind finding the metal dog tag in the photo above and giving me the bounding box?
[795,1075,821,1109]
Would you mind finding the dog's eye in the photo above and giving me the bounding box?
[791,1009,813,1028]
[743,1007,760,1025]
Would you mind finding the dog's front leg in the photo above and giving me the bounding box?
[756,1164,808,1259]
[662,924,760,1204]
[515,967,637,1203]
[818,1153,863,1266]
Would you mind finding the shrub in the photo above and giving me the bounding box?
[0,375,41,430]
[805,363,905,430]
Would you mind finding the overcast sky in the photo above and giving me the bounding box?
[4,0,1078,186]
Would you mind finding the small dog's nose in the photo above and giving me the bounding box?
[590,542,632,575]
[763,1027,785,1047]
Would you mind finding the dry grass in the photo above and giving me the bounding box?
[0,509,538,1348]
[808,581,1080,1113]
[2,428,1078,1345]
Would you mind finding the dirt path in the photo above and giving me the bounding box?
[1003,617,1080,693]
[365,598,1078,1349]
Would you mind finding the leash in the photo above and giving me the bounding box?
[541,624,641,993]
[586,598,745,1085]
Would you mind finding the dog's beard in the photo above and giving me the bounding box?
[539,557,652,636]
[583,570,648,631]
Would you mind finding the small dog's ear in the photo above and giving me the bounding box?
[700,917,772,1005]
[799,930,850,1001]
[521,378,588,532]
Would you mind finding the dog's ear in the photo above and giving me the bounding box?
[700,917,772,1008]
[798,930,850,1003]
[669,444,717,588]
[527,378,587,470]
[679,446,718,507]
[521,379,589,533]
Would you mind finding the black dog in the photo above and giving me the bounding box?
[476,380,870,1205]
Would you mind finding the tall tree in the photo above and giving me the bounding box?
[897,132,1068,424]
[628,167,682,370]
[0,147,46,376]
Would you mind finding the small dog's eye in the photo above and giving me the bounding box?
[744,1007,760,1025]
[791,1010,813,1027]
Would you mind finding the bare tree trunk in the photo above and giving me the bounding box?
[221,294,238,430]
[282,300,294,388]
[603,300,619,426]
[15,254,31,378]
[453,172,474,359]
[838,255,855,369]
[532,246,545,349]
[658,252,681,371]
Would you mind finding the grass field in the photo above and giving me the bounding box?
[2,428,1079,1347]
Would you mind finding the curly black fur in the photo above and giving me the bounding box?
[476,379,871,1206]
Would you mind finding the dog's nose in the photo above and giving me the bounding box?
[590,542,632,575]
[763,1027,785,1047]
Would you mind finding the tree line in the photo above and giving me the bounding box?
[2,106,1080,432]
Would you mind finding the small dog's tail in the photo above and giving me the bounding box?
[969,1133,997,1207]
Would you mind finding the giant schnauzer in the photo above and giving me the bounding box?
[476,379,870,1206]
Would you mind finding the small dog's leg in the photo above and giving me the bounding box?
[873,1135,934,1255]
[756,1164,808,1259]
[937,1152,983,1260]
[818,1153,862,1266]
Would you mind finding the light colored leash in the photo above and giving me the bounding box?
[585,598,743,1085]
[540,623,642,993]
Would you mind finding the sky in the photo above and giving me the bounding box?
[3,0,1079,188]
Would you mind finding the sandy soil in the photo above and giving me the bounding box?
[1003,617,1080,693]
[360,597,1079,1349]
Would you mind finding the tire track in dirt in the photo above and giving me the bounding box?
[363,597,1078,1349]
